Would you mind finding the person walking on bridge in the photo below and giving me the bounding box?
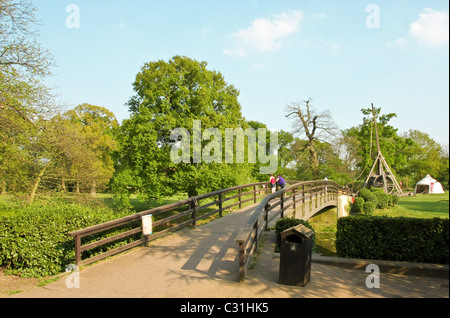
[277,174,286,189]
[270,174,276,193]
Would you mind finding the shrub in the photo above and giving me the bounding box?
[358,188,377,204]
[336,216,449,264]
[351,197,365,213]
[363,200,376,216]
[371,188,389,209]
[392,195,400,206]
[352,188,400,215]
[274,217,315,253]
[0,201,128,277]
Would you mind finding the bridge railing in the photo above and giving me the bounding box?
[68,181,271,266]
[235,180,350,282]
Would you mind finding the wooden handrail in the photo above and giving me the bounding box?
[68,181,269,266]
[67,179,350,270]
[236,180,350,282]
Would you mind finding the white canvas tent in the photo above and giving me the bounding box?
[414,174,445,194]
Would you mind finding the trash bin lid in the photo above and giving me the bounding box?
[281,224,315,240]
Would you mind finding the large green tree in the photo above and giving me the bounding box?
[341,107,414,189]
[64,104,118,195]
[113,56,254,204]
[0,0,56,198]
[400,130,446,188]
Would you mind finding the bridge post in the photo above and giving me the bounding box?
[191,200,197,228]
[75,235,81,265]
[238,241,245,282]
[280,193,285,218]
[219,193,223,217]
[264,203,269,231]
[239,188,242,209]
[253,185,257,204]
[302,184,305,204]
[302,184,306,218]
[253,221,258,251]
[292,188,296,218]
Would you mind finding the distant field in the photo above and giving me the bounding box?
[373,192,449,219]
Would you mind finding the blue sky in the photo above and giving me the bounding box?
[34,0,449,145]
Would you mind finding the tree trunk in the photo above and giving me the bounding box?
[308,144,320,179]
[29,162,50,203]
[90,181,96,197]
[61,178,66,192]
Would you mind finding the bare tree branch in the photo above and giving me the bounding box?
[285,99,338,179]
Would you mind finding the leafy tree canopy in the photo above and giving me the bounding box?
[113,56,252,205]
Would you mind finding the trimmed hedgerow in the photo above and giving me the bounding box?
[336,216,449,264]
[0,202,129,277]
[350,188,400,215]
[363,200,376,216]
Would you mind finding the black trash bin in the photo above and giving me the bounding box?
[279,224,314,287]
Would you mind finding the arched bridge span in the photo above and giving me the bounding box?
[68,180,351,281]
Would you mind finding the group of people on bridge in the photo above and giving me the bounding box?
[269,174,286,193]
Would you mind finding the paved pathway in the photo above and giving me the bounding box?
[10,203,449,299]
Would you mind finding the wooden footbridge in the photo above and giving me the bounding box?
[68,180,352,282]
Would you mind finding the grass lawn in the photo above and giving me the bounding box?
[373,192,449,219]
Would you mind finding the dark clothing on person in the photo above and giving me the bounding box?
[278,176,286,188]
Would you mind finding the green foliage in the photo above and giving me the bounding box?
[0,0,56,198]
[401,130,447,188]
[362,200,376,216]
[336,216,449,264]
[113,55,255,202]
[371,188,390,209]
[63,104,118,195]
[352,107,413,176]
[342,108,448,191]
[352,188,399,215]
[351,197,365,213]
[0,198,128,277]
[274,217,316,253]
[358,188,376,203]
[392,194,400,206]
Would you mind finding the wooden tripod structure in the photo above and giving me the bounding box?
[362,104,403,194]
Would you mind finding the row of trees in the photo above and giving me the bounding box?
[1,1,448,206]
[1,1,116,202]
[279,100,449,192]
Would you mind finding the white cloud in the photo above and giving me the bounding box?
[224,10,303,57]
[387,38,407,48]
[409,8,449,48]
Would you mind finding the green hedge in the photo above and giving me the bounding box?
[351,188,399,215]
[336,216,449,264]
[352,197,365,213]
[0,203,129,277]
[274,217,316,253]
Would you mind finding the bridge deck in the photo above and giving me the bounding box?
[18,203,263,297]
[12,198,448,298]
